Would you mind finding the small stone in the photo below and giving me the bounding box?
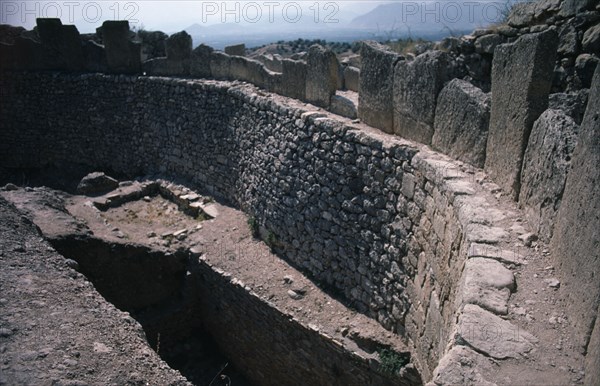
[161,231,173,239]
[173,229,187,237]
[2,183,18,191]
[545,278,561,288]
[64,259,79,271]
[283,275,294,285]
[0,328,12,337]
[513,306,527,316]
[147,231,156,238]
[287,289,304,300]
[142,196,151,202]
[518,232,538,247]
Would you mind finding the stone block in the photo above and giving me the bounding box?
[462,258,514,315]
[548,90,589,125]
[210,51,231,79]
[101,20,141,74]
[142,57,186,76]
[559,0,597,17]
[330,94,357,119]
[77,172,119,195]
[344,66,359,92]
[575,54,599,89]
[166,31,192,61]
[582,24,600,54]
[519,109,579,242]
[432,79,490,168]
[83,40,107,73]
[224,43,245,57]
[305,44,338,108]
[474,34,504,55]
[36,18,84,71]
[279,59,306,100]
[358,41,398,133]
[393,50,452,144]
[484,30,558,199]
[457,304,537,359]
[190,44,213,78]
[550,65,600,353]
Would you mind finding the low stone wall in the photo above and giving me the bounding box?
[0,72,546,382]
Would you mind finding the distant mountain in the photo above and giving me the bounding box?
[350,1,515,36]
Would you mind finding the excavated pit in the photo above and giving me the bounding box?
[49,235,252,386]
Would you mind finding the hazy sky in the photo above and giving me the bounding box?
[1,1,518,33]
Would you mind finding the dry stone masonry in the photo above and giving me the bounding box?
[1,0,600,384]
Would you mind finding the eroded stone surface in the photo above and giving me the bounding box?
[457,304,538,359]
[519,109,579,242]
[429,346,496,386]
[432,79,490,168]
[462,258,515,315]
[485,30,558,199]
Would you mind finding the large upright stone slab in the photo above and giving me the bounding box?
[432,79,490,168]
[101,20,141,74]
[305,45,338,108]
[190,44,213,78]
[36,18,84,71]
[358,41,398,133]
[280,59,306,100]
[344,66,359,92]
[143,30,192,76]
[484,30,558,199]
[166,31,192,61]
[550,66,600,358]
[393,50,452,145]
[210,51,231,79]
[224,43,245,57]
[519,109,579,242]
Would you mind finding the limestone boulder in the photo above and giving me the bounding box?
[305,44,338,108]
[519,109,579,242]
[343,66,359,92]
[559,0,597,17]
[280,59,306,100]
[474,34,504,55]
[548,90,589,125]
[330,94,357,119]
[36,18,84,71]
[432,79,490,168]
[166,31,192,61]
[484,29,558,199]
[77,172,119,195]
[557,24,579,56]
[457,304,537,360]
[83,40,107,73]
[461,258,514,315]
[101,20,141,74]
[210,51,231,79]
[224,43,245,57]
[358,41,398,133]
[550,66,600,353]
[190,44,213,78]
[575,54,599,89]
[582,24,600,54]
[393,50,452,144]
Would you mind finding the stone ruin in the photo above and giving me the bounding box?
[0,0,599,384]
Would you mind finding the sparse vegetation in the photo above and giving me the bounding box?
[247,216,259,238]
[250,38,354,56]
[378,348,409,375]
[266,230,278,250]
